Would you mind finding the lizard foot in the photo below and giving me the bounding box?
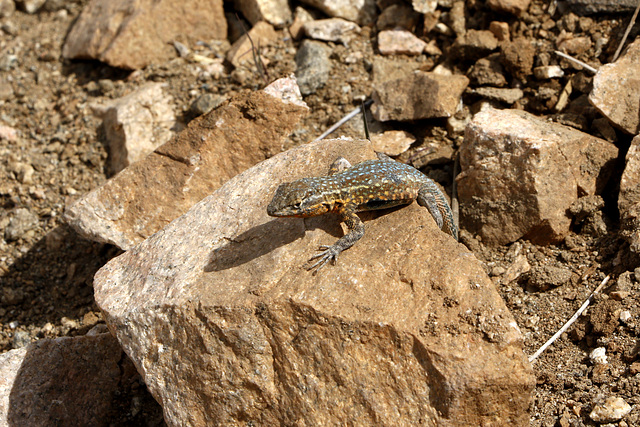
[306,245,341,274]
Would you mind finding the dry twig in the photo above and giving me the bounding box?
[612,0,640,62]
[554,50,598,74]
[313,100,373,142]
[528,275,611,362]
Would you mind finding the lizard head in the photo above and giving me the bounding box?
[267,179,332,218]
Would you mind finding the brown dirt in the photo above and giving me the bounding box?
[1,0,639,425]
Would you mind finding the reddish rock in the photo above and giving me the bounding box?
[372,71,469,121]
[92,82,178,175]
[589,38,640,134]
[226,21,279,69]
[619,135,640,252]
[458,108,618,245]
[94,138,535,426]
[64,80,309,250]
[500,38,535,81]
[487,0,530,16]
[62,0,227,70]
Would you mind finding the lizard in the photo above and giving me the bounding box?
[267,153,458,272]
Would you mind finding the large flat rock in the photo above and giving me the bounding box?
[94,138,535,426]
[64,87,308,250]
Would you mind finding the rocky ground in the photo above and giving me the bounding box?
[1,0,639,425]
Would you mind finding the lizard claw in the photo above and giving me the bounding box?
[306,245,340,274]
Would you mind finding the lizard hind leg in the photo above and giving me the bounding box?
[417,189,445,230]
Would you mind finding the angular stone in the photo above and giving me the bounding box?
[303,18,360,44]
[0,333,134,426]
[450,30,498,62]
[500,38,535,81]
[468,55,507,87]
[458,108,618,245]
[412,0,437,13]
[295,40,331,95]
[619,135,640,252]
[371,130,415,155]
[288,6,313,39]
[300,0,376,25]
[235,0,292,27]
[372,71,469,121]
[534,65,564,79]
[378,29,427,56]
[92,82,177,175]
[489,21,510,41]
[589,37,640,134]
[472,87,524,104]
[94,138,534,426]
[589,396,632,423]
[226,21,279,70]
[64,83,309,250]
[377,3,420,31]
[62,0,227,70]
[486,0,530,15]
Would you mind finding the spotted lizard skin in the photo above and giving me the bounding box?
[267,153,458,272]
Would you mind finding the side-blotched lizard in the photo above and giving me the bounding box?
[267,153,458,272]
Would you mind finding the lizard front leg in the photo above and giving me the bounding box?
[307,206,364,273]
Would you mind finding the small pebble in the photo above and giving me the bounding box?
[589,347,607,365]
[589,397,631,423]
[619,310,631,323]
[12,330,32,348]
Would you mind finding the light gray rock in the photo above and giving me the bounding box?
[94,137,534,426]
[190,93,226,117]
[303,18,360,44]
[458,108,618,245]
[5,208,38,241]
[589,396,632,423]
[295,40,331,95]
[377,29,426,56]
[589,37,640,134]
[0,333,130,426]
[16,0,44,13]
[534,65,564,79]
[92,83,177,175]
[372,71,469,121]
[412,0,437,13]
[64,81,309,250]
[235,0,292,27]
[300,0,376,25]
[62,0,227,70]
